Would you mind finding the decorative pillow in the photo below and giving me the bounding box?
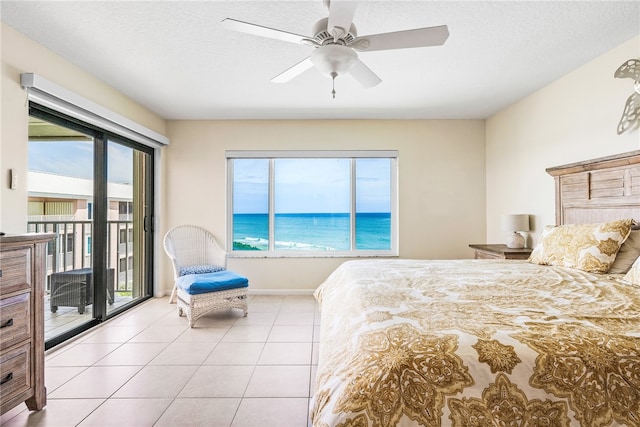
[608,229,640,274]
[179,264,225,276]
[622,255,640,285]
[528,219,633,273]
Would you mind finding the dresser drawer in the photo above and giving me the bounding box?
[0,293,31,351]
[0,343,31,403]
[0,248,32,296]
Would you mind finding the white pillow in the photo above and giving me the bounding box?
[528,219,633,273]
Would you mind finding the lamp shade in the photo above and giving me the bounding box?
[502,214,530,232]
[311,44,357,77]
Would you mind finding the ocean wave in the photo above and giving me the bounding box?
[275,240,336,251]
[233,237,336,251]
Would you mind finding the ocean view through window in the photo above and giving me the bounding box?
[227,151,398,257]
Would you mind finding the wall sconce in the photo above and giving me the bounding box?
[502,214,530,249]
[614,58,640,135]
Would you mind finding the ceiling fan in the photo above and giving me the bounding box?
[222,0,449,98]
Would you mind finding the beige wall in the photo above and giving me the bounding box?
[162,120,486,293]
[0,23,166,233]
[486,35,640,247]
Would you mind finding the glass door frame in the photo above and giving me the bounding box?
[29,104,155,349]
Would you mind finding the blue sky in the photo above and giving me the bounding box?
[233,158,391,214]
[28,140,133,184]
[30,143,391,213]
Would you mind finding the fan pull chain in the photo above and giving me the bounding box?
[331,72,337,99]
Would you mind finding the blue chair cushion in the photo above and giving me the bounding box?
[176,270,249,295]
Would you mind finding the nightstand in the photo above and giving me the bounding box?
[469,244,532,260]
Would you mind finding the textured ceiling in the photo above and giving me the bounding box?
[2,1,639,120]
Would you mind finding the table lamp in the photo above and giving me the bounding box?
[502,214,530,249]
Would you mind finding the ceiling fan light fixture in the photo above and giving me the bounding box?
[223,1,449,97]
[311,44,357,77]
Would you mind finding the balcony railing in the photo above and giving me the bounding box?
[27,219,134,293]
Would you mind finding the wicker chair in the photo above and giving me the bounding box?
[163,225,248,327]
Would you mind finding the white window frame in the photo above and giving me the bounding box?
[226,150,398,258]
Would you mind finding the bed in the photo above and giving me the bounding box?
[310,151,640,427]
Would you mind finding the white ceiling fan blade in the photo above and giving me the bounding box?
[327,0,358,38]
[349,59,382,88]
[222,18,308,45]
[271,57,314,83]
[354,25,449,52]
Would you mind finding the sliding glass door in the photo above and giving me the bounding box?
[27,108,154,348]
[106,140,153,315]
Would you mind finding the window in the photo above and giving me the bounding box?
[118,201,133,220]
[119,228,133,244]
[65,233,74,253]
[227,151,397,257]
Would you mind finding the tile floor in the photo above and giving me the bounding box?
[44,293,133,342]
[1,294,320,427]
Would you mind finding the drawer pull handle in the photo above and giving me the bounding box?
[1,318,14,328]
[0,372,13,385]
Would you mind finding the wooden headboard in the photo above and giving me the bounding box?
[547,150,640,225]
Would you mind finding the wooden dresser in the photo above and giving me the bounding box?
[1,233,54,415]
[469,244,532,260]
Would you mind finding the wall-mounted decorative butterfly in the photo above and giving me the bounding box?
[614,58,640,135]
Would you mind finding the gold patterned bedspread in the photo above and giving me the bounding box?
[310,259,640,427]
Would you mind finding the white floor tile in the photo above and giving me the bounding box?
[48,366,142,398]
[155,397,241,426]
[244,365,310,398]
[148,341,217,366]
[113,365,198,398]
[258,342,312,365]
[94,342,169,366]
[127,324,188,343]
[280,297,316,313]
[274,311,315,325]
[44,366,86,392]
[245,301,283,313]
[204,342,265,365]
[77,325,143,343]
[221,325,272,343]
[179,365,254,398]
[23,295,322,427]
[267,325,314,342]
[233,310,277,326]
[174,326,229,343]
[0,404,27,426]
[45,343,121,367]
[2,399,105,427]
[77,398,172,426]
[231,398,309,427]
